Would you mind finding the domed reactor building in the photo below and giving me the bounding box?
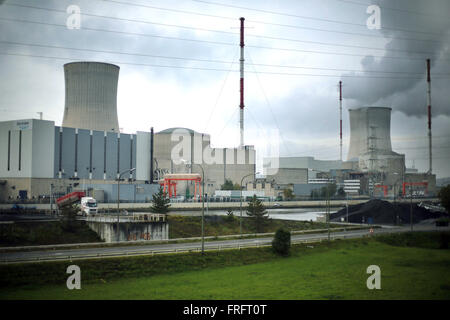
[62,62,120,132]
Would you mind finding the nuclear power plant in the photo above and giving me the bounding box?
[0,60,436,202]
[0,61,256,202]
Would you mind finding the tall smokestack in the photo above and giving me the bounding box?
[339,81,343,162]
[239,17,245,148]
[150,127,154,183]
[426,59,432,174]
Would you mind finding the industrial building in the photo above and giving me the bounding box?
[0,60,436,202]
[262,106,436,198]
[0,61,255,202]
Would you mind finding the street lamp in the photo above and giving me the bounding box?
[181,159,205,254]
[117,168,135,242]
[240,172,259,238]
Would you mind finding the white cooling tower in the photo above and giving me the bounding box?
[62,62,120,132]
[347,106,405,174]
[347,107,393,161]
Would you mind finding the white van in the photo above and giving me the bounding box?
[80,197,97,216]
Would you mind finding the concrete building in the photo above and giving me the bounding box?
[62,62,120,132]
[154,127,255,198]
[0,120,255,202]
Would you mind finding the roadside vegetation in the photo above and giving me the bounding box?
[1,231,449,299]
[167,214,333,239]
[0,220,102,247]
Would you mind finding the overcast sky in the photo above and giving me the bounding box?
[0,0,449,178]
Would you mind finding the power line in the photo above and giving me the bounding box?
[3,40,448,76]
[3,3,440,57]
[2,16,448,63]
[84,0,445,44]
[333,0,449,21]
[191,0,450,38]
[3,50,446,80]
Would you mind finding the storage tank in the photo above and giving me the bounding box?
[62,62,120,132]
[347,107,393,161]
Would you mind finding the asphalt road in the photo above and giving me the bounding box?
[1,224,448,264]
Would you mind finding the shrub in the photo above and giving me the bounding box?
[272,228,291,256]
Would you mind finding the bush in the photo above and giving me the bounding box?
[272,228,291,256]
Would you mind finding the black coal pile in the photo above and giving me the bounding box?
[330,199,448,225]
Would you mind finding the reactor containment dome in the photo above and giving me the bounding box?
[62,62,120,132]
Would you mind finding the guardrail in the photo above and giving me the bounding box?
[0,225,373,253]
[1,231,372,264]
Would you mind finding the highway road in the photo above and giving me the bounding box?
[1,224,448,264]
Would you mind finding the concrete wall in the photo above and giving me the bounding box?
[87,221,168,242]
[266,168,308,185]
[154,128,255,196]
[294,183,328,196]
[264,156,342,175]
[0,119,54,179]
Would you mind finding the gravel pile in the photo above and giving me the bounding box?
[330,199,447,225]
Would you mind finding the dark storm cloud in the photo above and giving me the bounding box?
[342,0,450,117]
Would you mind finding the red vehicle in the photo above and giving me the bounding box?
[56,191,85,208]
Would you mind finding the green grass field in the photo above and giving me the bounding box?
[1,232,450,300]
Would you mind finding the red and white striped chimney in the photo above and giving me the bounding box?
[239,17,245,149]
[426,59,432,174]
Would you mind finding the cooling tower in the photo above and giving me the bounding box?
[62,62,120,132]
[347,107,393,161]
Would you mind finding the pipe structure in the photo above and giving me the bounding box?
[239,17,245,149]
[426,59,432,174]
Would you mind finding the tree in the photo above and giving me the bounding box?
[150,186,171,214]
[321,183,337,198]
[246,195,269,233]
[283,188,294,200]
[60,203,79,232]
[233,183,242,190]
[272,228,291,256]
[221,179,234,190]
[438,184,450,213]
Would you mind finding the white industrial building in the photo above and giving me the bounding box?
[0,61,255,202]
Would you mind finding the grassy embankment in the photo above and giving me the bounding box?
[1,231,449,299]
[0,215,337,247]
[0,221,102,247]
[167,215,336,239]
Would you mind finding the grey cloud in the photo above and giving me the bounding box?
[342,0,450,117]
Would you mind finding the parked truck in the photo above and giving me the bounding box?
[80,197,98,216]
[56,191,85,208]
